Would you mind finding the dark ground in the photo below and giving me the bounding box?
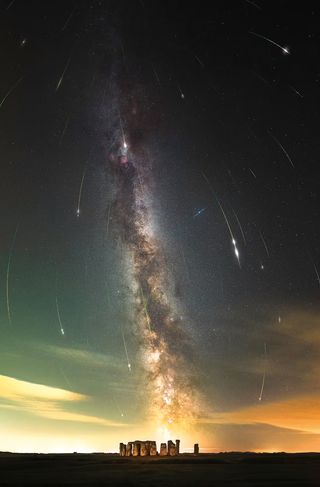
[1,453,320,486]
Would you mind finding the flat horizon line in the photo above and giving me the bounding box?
[1,451,320,455]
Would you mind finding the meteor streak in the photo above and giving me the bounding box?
[55,296,65,336]
[59,115,70,145]
[289,85,304,98]
[268,131,295,169]
[249,31,290,55]
[106,203,112,237]
[55,276,65,336]
[58,365,71,388]
[178,85,185,99]
[259,231,270,258]
[245,0,262,10]
[140,285,151,331]
[258,342,267,401]
[111,395,125,417]
[232,238,241,268]
[232,208,247,246]
[304,247,320,289]
[119,112,127,148]
[61,4,77,31]
[194,54,204,68]
[120,326,131,372]
[0,76,23,109]
[314,264,320,288]
[6,223,19,326]
[76,166,86,217]
[193,207,207,218]
[6,0,16,10]
[202,172,241,267]
[56,56,71,91]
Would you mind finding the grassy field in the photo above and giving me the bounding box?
[1,452,319,486]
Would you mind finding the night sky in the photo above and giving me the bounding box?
[1,0,320,453]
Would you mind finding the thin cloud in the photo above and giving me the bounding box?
[0,374,128,427]
[37,343,124,370]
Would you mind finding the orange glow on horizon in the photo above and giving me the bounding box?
[199,393,320,434]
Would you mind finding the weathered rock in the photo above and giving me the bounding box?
[140,441,147,456]
[145,441,151,456]
[168,440,176,456]
[160,443,167,456]
[120,438,179,456]
[150,441,157,456]
[119,443,126,457]
[125,443,132,456]
[176,439,180,455]
[132,442,140,456]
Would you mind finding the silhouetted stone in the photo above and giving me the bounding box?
[125,443,132,456]
[145,441,151,456]
[176,439,180,455]
[150,441,157,456]
[194,443,199,455]
[132,442,140,456]
[140,442,147,456]
[160,443,167,456]
[168,440,176,456]
[119,443,126,457]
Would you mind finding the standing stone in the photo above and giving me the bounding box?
[119,443,126,457]
[160,443,167,456]
[132,442,140,456]
[125,443,132,456]
[145,441,151,456]
[176,439,180,455]
[140,441,147,456]
[150,441,157,456]
[194,443,199,455]
[168,440,176,456]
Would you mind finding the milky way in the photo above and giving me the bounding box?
[105,77,201,431]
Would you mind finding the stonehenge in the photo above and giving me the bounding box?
[119,439,182,457]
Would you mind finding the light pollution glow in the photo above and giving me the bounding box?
[2,374,320,453]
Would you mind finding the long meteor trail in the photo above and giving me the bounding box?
[76,166,87,217]
[268,131,295,169]
[55,274,65,336]
[259,231,270,258]
[120,326,131,372]
[201,172,241,268]
[55,295,65,336]
[0,77,23,109]
[249,31,290,55]
[258,342,267,401]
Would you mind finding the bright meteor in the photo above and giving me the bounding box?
[76,166,87,217]
[249,31,290,55]
[202,172,241,268]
